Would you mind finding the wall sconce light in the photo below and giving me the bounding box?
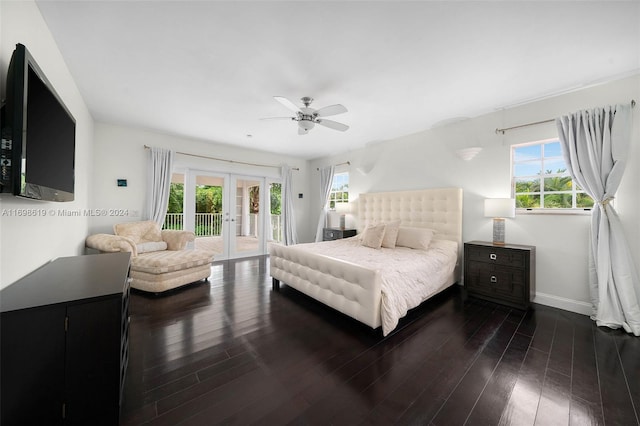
[484,198,515,245]
[456,147,482,161]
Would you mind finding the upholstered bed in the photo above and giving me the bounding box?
[270,187,463,335]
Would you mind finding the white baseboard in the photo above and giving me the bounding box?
[533,292,592,316]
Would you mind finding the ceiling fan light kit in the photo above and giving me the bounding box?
[263,96,349,135]
[298,119,315,134]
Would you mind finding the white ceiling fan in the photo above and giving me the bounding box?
[263,96,349,135]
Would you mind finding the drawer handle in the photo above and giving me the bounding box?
[490,253,497,261]
[490,275,498,283]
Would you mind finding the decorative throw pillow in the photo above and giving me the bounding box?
[396,227,435,250]
[360,223,387,249]
[137,241,168,253]
[381,220,401,248]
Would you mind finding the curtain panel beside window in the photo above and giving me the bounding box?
[315,166,335,242]
[281,165,298,246]
[144,147,175,227]
[556,104,640,336]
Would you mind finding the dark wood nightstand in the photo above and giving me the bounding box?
[464,241,536,310]
[323,228,357,241]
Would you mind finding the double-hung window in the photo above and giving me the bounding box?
[329,172,349,209]
[512,139,593,211]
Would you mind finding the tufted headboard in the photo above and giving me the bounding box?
[357,187,463,277]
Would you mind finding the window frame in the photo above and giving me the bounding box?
[329,172,349,210]
[511,138,592,215]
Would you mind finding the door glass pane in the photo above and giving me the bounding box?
[193,174,224,257]
[235,178,260,254]
[164,173,184,230]
[269,183,282,244]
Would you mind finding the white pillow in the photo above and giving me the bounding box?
[137,241,168,253]
[381,220,401,248]
[360,223,386,249]
[396,227,435,250]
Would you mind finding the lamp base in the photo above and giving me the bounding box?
[339,214,346,230]
[492,218,506,245]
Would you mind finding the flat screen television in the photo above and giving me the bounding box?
[1,43,76,202]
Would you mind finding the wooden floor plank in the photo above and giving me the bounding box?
[594,328,639,425]
[498,347,549,426]
[465,331,530,425]
[534,368,572,425]
[430,318,521,425]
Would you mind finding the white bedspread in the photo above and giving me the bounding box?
[288,237,458,335]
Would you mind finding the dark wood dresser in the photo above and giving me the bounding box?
[0,252,131,425]
[464,241,536,310]
[323,227,357,241]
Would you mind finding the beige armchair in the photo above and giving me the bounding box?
[86,221,215,293]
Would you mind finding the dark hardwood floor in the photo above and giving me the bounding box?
[120,256,640,425]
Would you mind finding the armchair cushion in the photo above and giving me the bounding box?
[113,220,195,253]
[114,220,163,244]
[86,233,138,257]
[161,229,195,250]
[132,249,214,274]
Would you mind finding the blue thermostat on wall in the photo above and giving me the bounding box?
[117,179,127,187]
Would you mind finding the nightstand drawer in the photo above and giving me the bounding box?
[323,229,338,240]
[466,262,525,303]
[466,245,526,267]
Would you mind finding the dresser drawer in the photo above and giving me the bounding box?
[466,261,525,303]
[466,245,526,268]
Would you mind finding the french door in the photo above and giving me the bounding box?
[180,171,265,260]
[165,169,283,260]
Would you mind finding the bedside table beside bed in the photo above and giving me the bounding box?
[464,241,536,310]
[323,227,357,241]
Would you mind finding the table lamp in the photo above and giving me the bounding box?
[335,202,350,229]
[484,198,515,245]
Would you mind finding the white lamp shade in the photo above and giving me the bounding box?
[484,198,515,218]
[335,202,351,213]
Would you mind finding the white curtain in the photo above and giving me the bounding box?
[281,165,298,246]
[556,104,640,336]
[144,147,174,227]
[315,165,335,242]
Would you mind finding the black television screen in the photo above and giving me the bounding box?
[1,43,76,202]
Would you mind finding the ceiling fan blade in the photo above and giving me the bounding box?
[260,116,294,121]
[315,104,348,117]
[298,126,309,135]
[317,119,349,132]
[274,96,301,113]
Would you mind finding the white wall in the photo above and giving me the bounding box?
[90,122,312,241]
[310,75,640,315]
[0,1,95,288]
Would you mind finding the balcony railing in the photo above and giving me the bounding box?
[164,213,282,242]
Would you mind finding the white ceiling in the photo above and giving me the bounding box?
[36,1,640,160]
